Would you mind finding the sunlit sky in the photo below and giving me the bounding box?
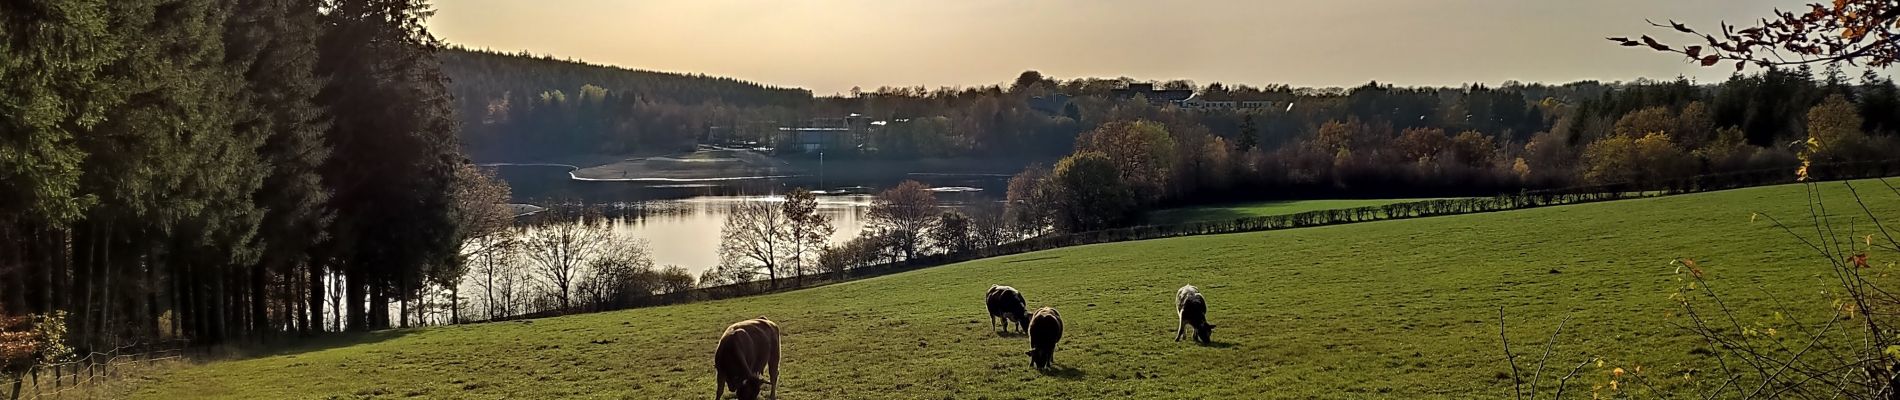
[429,0,1871,96]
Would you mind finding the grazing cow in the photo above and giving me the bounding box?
[1176,285,1216,343]
[714,317,780,400]
[1025,306,1063,369]
[986,285,1029,333]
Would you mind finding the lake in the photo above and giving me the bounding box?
[492,164,1008,275]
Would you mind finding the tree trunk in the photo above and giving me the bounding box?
[97,223,112,347]
[450,286,459,324]
[369,280,389,330]
[308,263,324,333]
[145,246,160,339]
[212,271,227,343]
[345,267,366,331]
[71,222,94,348]
[171,254,184,339]
[398,279,409,329]
[291,270,304,333]
[251,261,267,336]
[2,227,24,316]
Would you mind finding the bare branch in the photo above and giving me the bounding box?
[1500,307,1523,400]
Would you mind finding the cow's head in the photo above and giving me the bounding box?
[731,373,765,400]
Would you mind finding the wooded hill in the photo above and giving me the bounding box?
[440,48,813,160]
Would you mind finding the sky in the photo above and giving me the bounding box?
[427,0,1869,96]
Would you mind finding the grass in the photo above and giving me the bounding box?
[1143,198,1443,224]
[128,179,1900,399]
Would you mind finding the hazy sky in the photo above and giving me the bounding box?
[429,0,1861,96]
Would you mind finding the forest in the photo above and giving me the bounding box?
[998,67,1900,231]
[0,0,496,356]
[452,51,1900,199]
[441,47,813,161]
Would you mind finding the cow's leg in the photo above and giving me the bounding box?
[1175,320,1186,342]
[714,372,725,400]
[768,346,781,399]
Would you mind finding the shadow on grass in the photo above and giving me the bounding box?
[199,328,424,362]
[1197,340,1237,349]
[1141,201,1296,224]
[1037,364,1087,380]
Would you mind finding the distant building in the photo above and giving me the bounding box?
[1180,92,1282,111]
[776,114,887,153]
[781,127,852,153]
[1111,83,1194,106]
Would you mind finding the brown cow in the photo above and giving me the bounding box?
[714,317,780,400]
[1025,306,1063,369]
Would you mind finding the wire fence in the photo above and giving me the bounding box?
[3,340,189,400]
[474,159,1900,323]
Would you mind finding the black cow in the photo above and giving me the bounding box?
[986,285,1028,333]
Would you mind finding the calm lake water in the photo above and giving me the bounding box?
[492,164,1006,275]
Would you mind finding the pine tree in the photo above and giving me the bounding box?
[79,0,264,344]
[316,0,465,331]
[1236,114,1259,152]
[228,0,334,335]
[0,0,119,315]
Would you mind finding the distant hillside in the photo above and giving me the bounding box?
[439,47,811,108]
[439,47,813,161]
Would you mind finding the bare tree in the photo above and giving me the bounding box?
[326,270,346,331]
[699,260,759,288]
[718,200,788,287]
[580,238,658,309]
[656,265,696,296]
[1614,0,1900,71]
[449,163,514,324]
[869,180,940,259]
[494,258,523,317]
[967,203,1011,249]
[519,205,612,310]
[781,188,833,284]
[1006,164,1055,237]
[469,242,521,320]
[932,210,974,254]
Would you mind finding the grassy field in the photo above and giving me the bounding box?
[129,180,1900,399]
[1144,198,1441,224]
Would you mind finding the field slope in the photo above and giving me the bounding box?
[132,180,1898,399]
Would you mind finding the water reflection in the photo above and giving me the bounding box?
[492,164,1004,276]
[603,195,875,272]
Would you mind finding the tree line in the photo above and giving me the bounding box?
[441,48,814,161]
[442,48,1900,193]
[0,0,497,357]
[998,66,1900,232]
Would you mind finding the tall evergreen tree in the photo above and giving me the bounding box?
[79,0,264,345]
[0,0,119,315]
[315,0,465,331]
[227,0,333,335]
